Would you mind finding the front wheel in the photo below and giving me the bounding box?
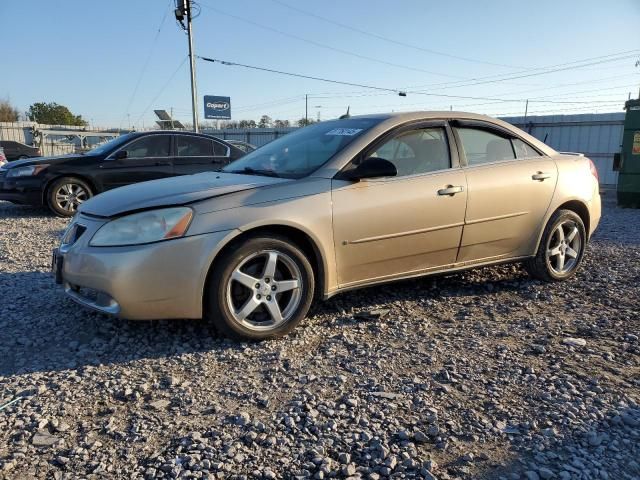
[47,177,93,217]
[206,235,315,340]
[525,209,587,282]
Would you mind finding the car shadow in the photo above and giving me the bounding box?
[0,264,533,379]
[0,202,51,219]
[469,406,640,479]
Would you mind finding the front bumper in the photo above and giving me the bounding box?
[57,215,237,320]
[0,174,44,205]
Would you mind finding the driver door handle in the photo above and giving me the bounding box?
[437,185,464,196]
[532,172,551,181]
[155,160,171,166]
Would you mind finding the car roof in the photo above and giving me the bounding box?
[346,110,556,156]
[127,130,234,145]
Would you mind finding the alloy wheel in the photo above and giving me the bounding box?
[55,183,89,213]
[226,249,303,331]
[545,219,582,275]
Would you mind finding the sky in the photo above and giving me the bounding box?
[1,0,639,129]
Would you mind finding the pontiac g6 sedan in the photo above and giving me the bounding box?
[53,112,601,340]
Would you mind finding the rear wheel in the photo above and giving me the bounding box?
[47,177,93,217]
[525,209,586,282]
[206,235,315,340]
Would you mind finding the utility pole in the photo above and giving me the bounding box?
[524,99,529,122]
[305,94,308,125]
[186,0,199,132]
[176,0,199,132]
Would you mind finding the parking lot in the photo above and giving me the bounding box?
[0,195,638,479]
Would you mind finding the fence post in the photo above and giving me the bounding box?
[274,130,280,139]
[246,131,251,145]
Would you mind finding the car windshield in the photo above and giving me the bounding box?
[85,133,136,156]
[222,118,381,178]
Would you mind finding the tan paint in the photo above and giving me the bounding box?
[331,169,467,285]
[457,157,558,262]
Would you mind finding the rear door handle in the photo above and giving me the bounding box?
[155,161,171,166]
[532,172,551,181]
[437,185,464,196]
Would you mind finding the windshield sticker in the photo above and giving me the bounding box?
[325,128,363,136]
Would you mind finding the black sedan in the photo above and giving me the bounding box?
[0,131,245,216]
[0,140,41,161]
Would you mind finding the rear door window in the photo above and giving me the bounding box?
[512,138,541,159]
[456,128,515,165]
[212,141,229,156]
[176,135,214,157]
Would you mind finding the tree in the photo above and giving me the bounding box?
[0,99,19,122]
[27,102,87,126]
[297,117,314,127]
[238,119,257,128]
[274,119,290,128]
[258,115,273,128]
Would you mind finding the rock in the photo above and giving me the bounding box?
[32,432,62,447]
[149,399,171,410]
[525,471,540,480]
[354,309,390,321]
[414,430,429,443]
[538,467,554,479]
[563,337,587,347]
[235,411,251,426]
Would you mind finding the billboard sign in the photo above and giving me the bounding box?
[204,95,231,119]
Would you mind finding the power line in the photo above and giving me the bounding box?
[120,0,173,129]
[197,2,465,79]
[198,55,633,107]
[407,50,640,92]
[198,56,406,94]
[270,0,523,70]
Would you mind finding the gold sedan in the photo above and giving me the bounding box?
[54,112,601,340]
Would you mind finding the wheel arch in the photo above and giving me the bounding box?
[201,223,329,315]
[535,199,591,252]
[42,174,98,205]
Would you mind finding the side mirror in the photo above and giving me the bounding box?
[343,157,397,181]
[114,150,127,160]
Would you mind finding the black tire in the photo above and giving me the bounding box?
[525,209,587,282]
[46,177,93,217]
[206,235,315,340]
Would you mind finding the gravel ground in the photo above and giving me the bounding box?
[0,195,638,480]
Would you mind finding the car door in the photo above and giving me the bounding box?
[173,134,230,175]
[452,121,557,263]
[97,134,174,190]
[332,122,467,287]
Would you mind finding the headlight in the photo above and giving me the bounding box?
[6,164,49,177]
[90,207,193,247]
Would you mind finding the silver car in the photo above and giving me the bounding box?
[53,112,601,340]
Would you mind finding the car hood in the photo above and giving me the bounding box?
[79,172,290,217]
[5,154,82,168]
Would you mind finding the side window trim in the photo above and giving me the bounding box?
[106,134,173,160]
[450,119,544,162]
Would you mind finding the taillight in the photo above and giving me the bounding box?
[588,159,599,182]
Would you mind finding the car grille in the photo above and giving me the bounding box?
[62,223,87,246]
